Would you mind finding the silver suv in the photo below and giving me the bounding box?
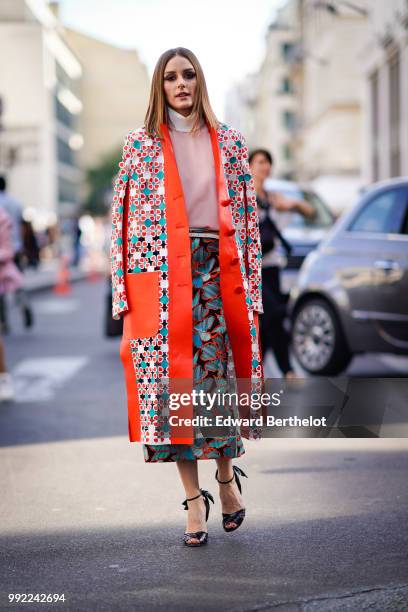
[288,178,408,375]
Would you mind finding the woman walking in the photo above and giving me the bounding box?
[111,48,264,547]
[0,207,24,401]
[249,149,314,379]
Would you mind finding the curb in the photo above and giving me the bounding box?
[23,269,99,294]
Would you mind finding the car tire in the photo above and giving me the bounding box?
[291,298,352,375]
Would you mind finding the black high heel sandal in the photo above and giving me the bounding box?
[215,465,248,532]
[182,488,214,547]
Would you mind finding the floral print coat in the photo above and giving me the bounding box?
[110,120,264,445]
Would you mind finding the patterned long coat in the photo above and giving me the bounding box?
[110,120,264,445]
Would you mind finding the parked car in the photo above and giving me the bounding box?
[263,178,335,269]
[288,177,408,375]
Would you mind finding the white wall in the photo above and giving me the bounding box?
[0,22,55,227]
[360,0,408,182]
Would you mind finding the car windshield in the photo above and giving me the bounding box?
[272,188,333,229]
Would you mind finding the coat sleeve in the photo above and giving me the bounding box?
[238,133,264,315]
[110,130,132,320]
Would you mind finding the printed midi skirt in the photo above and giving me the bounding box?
[142,227,245,462]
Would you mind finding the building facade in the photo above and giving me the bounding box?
[224,73,259,150]
[226,0,301,179]
[0,0,150,233]
[361,0,408,183]
[255,2,301,180]
[296,0,369,211]
[0,0,83,230]
[227,0,371,211]
[62,27,150,178]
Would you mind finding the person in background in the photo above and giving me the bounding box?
[249,149,315,379]
[0,176,33,331]
[45,223,61,260]
[22,220,40,269]
[0,207,24,401]
[71,215,82,267]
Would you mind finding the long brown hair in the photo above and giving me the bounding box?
[145,47,220,139]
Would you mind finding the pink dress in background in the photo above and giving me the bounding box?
[0,207,23,294]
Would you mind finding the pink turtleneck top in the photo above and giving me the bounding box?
[167,105,219,230]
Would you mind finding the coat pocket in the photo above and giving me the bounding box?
[123,270,160,339]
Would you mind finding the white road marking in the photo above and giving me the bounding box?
[11,357,88,402]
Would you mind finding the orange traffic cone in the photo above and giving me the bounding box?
[53,255,71,294]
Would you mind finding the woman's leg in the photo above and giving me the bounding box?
[263,266,294,376]
[176,459,207,544]
[269,316,293,375]
[215,457,245,529]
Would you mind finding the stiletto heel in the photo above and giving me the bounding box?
[182,488,214,547]
[215,465,248,532]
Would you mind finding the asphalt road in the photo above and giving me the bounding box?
[1,279,407,611]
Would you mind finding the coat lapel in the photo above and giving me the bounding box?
[160,122,194,444]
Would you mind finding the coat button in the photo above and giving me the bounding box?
[225,228,235,237]
[221,199,231,207]
[231,257,239,265]
[234,286,244,294]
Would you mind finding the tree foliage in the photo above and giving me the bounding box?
[82,146,121,216]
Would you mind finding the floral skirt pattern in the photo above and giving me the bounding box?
[142,231,245,462]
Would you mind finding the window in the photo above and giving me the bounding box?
[389,52,401,177]
[281,43,295,63]
[55,60,80,99]
[276,190,333,229]
[282,144,293,160]
[349,188,406,234]
[281,77,293,94]
[400,188,408,235]
[282,111,296,130]
[402,209,408,235]
[57,136,75,166]
[370,70,379,182]
[55,94,74,129]
[58,176,79,204]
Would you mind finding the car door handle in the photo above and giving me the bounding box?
[373,259,400,271]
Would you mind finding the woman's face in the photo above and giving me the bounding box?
[249,153,272,182]
[163,55,197,117]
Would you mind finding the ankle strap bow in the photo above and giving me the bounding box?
[215,465,248,494]
[182,488,215,521]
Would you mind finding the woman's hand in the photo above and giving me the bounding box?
[268,191,316,218]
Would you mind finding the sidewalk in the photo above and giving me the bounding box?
[23,260,295,295]
[2,436,408,611]
[2,276,407,611]
[22,259,103,293]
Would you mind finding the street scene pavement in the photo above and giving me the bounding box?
[1,279,408,611]
[1,3,408,609]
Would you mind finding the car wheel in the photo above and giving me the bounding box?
[292,298,352,375]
